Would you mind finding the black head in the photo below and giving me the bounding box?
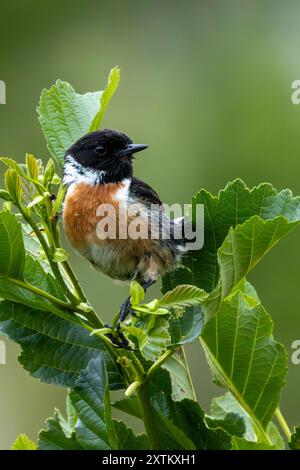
[65,129,148,183]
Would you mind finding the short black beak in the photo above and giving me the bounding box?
[119,143,148,157]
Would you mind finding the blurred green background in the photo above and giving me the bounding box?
[1,0,300,449]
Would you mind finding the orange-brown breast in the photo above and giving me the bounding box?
[63,182,124,251]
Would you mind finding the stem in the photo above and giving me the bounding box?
[59,259,101,327]
[123,349,145,380]
[5,276,101,329]
[61,259,87,301]
[275,407,291,441]
[20,206,77,304]
[141,344,197,399]
[1,275,84,313]
[43,193,80,296]
[137,384,161,450]
[144,349,175,383]
[61,261,101,327]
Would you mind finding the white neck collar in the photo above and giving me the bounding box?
[63,154,106,186]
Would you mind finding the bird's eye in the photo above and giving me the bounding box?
[95,145,106,156]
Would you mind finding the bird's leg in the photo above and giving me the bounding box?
[103,298,132,349]
[114,279,157,348]
[141,279,156,292]
[117,279,156,325]
[118,296,132,325]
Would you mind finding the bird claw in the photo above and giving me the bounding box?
[126,307,140,319]
[104,314,132,349]
[105,303,140,350]
[105,329,132,350]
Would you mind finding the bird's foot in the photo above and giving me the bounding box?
[112,297,132,348]
[103,297,133,350]
[104,280,156,350]
[128,307,141,319]
[104,323,131,350]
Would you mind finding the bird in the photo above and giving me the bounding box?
[62,129,187,347]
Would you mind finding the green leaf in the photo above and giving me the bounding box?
[162,180,300,320]
[206,412,245,438]
[231,422,284,450]
[52,174,61,185]
[290,425,300,450]
[157,285,207,309]
[1,157,23,174]
[12,434,37,450]
[231,436,276,450]
[0,255,68,317]
[112,421,148,450]
[152,410,197,450]
[207,393,284,449]
[0,211,25,279]
[2,201,12,212]
[112,396,142,420]
[65,396,78,435]
[22,224,50,272]
[208,393,254,440]
[55,397,78,438]
[168,305,204,346]
[126,316,170,361]
[38,411,83,450]
[162,349,196,400]
[26,154,39,180]
[21,160,44,204]
[148,369,231,450]
[136,285,206,320]
[206,215,299,319]
[90,66,120,132]
[267,421,285,449]
[4,169,23,205]
[43,159,55,185]
[37,68,120,166]
[70,356,118,450]
[130,280,145,306]
[0,300,123,389]
[170,399,232,450]
[26,195,44,209]
[0,189,13,202]
[201,288,288,442]
[39,383,147,451]
[1,157,44,203]
[39,389,116,450]
[206,414,245,439]
[37,81,100,166]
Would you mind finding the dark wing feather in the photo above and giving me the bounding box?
[129,177,162,206]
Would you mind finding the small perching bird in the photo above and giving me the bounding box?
[62,129,187,346]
